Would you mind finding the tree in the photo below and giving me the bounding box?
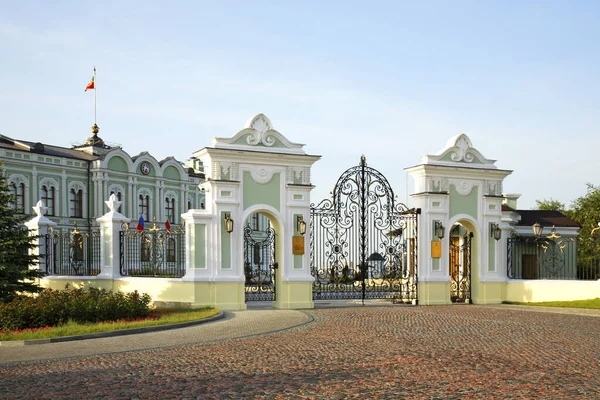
[534,198,566,212]
[569,184,600,237]
[0,161,44,302]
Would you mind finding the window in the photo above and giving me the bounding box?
[141,235,151,262]
[165,197,175,224]
[70,189,83,218]
[252,213,259,230]
[166,238,176,262]
[41,185,55,216]
[72,233,84,261]
[9,182,25,214]
[110,191,123,213]
[187,200,192,212]
[139,194,150,221]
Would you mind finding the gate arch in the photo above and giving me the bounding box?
[310,156,419,302]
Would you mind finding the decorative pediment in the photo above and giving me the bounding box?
[212,114,306,155]
[421,134,497,169]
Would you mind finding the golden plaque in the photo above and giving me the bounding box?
[431,241,442,258]
[292,236,305,255]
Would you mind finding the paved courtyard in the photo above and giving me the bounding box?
[1,304,599,399]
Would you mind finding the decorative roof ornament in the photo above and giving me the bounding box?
[421,133,498,169]
[85,124,105,146]
[212,113,306,155]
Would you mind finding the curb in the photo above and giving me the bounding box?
[0,311,225,347]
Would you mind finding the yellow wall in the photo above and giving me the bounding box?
[418,281,451,305]
[505,280,600,303]
[275,281,314,309]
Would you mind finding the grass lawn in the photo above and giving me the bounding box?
[0,307,220,342]
[503,298,600,309]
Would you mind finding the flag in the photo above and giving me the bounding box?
[137,215,145,231]
[85,76,95,91]
[165,219,171,233]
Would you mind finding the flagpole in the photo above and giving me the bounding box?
[94,67,97,126]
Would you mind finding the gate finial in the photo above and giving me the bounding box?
[360,154,366,166]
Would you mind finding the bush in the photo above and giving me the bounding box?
[0,286,152,331]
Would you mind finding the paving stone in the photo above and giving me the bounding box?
[1,305,599,399]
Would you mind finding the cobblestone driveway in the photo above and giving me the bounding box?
[1,305,599,399]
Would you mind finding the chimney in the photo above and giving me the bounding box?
[502,193,521,210]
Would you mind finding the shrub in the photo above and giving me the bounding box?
[0,286,152,331]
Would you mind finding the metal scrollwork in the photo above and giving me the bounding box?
[244,224,276,302]
[310,156,419,303]
[120,217,186,278]
[450,232,472,303]
[44,222,101,276]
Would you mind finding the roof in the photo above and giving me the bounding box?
[0,135,98,161]
[515,210,580,228]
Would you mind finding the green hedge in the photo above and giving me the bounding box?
[0,287,151,331]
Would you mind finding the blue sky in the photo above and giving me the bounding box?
[1,1,599,209]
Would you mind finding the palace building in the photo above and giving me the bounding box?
[0,125,206,232]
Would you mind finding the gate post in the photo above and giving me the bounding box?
[97,194,130,280]
[25,200,56,276]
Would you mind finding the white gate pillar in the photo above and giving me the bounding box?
[25,200,57,276]
[97,194,130,279]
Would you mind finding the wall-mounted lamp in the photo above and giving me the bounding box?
[224,212,234,234]
[435,221,445,240]
[490,223,502,241]
[532,222,543,238]
[297,216,306,236]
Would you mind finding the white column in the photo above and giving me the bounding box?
[155,179,161,221]
[97,194,131,279]
[61,171,68,218]
[31,167,38,212]
[25,201,57,274]
[130,177,137,220]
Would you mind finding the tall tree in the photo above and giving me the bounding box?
[534,198,566,213]
[0,161,44,302]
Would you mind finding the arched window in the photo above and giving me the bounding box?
[9,182,25,214]
[41,185,56,216]
[70,189,83,218]
[187,200,192,211]
[139,194,150,221]
[165,197,175,224]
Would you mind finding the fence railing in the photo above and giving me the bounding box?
[119,221,185,278]
[507,231,600,280]
[43,223,101,276]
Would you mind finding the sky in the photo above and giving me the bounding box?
[1,1,599,210]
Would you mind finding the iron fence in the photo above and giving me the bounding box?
[43,223,101,276]
[507,230,600,280]
[120,221,185,278]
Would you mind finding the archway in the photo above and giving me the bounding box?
[242,211,278,302]
[448,218,479,304]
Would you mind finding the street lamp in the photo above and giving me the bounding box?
[435,221,445,240]
[532,222,543,238]
[224,213,233,234]
[296,216,306,235]
[490,223,502,241]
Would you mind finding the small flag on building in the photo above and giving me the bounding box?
[165,219,171,233]
[85,75,95,91]
[137,215,145,231]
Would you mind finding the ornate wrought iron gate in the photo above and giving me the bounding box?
[449,232,472,303]
[310,156,419,303]
[244,225,277,302]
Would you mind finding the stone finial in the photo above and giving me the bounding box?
[105,193,122,213]
[32,200,47,217]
